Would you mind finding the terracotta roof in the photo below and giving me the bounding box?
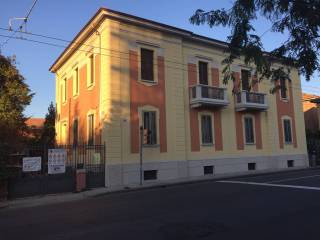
[302,93,319,101]
[26,118,45,129]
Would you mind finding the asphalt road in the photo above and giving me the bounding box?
[2,168,320,240]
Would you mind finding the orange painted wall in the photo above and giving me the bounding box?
[276,81,297,148]
[188,63,223,151]
[59,55,101,144]
[129,50,167,153]
[233,72,263,150]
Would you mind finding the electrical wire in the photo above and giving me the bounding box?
[0,31,319,94]
[0,0,38,49]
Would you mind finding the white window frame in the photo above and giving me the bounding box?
[195,57,213,86]
[282,117,293,144]
[87,111,95,145]
[87,54,95,88]
[72,117,79,146]
[243,114,255,145]
[137,44,159,86]
[199,112,214,146]
[279,78,290,101]
[62,78,67,104]
[138,105,160,147]
[73,66,79,97]
[60,120,68,145]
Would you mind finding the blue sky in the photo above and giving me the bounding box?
[1,0,319,117]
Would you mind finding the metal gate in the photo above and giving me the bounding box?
[8,144,105,199]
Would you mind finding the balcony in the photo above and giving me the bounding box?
[235,90,268,111]
[190,84,229,108]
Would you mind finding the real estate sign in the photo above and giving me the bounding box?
[48,149,67,174]
[22,157,41,172]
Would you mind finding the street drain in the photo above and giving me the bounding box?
[159,221,228,239]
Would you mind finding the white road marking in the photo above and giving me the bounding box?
[267,174,320,183]
[218,180,320,191]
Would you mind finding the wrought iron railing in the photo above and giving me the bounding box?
[190,85,227,101]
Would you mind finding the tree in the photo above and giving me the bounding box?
[190,0,320,90]
[40,102,56,147]
[0,54,33,179]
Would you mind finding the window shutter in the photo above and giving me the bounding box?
[141,48,154,81]
[199,61,208,85]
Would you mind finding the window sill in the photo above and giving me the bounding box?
[201,143,214,147]
[87,84,95,90]
[73,94,79,99]
[245,142,256,145]
[139,79,158,86]
[143,144,160,148]
[280,98,289,102]
[284,142,293,145]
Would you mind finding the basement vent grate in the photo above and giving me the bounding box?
[248,163,256,171]
[204,166,214,175]
[287,160,294,168]
[144,170,157,180]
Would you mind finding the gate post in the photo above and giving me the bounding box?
[76,168,86,192]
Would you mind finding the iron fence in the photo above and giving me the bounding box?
[7,144,106,199]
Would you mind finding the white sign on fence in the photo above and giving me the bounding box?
[48,149,67,174]
[22,157,41,172]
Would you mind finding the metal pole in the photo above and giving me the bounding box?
[139,126,143,186]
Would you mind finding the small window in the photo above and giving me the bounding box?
[198,61,208,85]
[61,121,68,144]
[283,119,292,144]
[144,170,157,180]
[73,119,78,146]
[62,78,67,102]
[88,114,94,145]
[287,160,294,168]
[204,166,214,175]
[248,162,256,171]
[88,54,94,86]
[280,78,287,99]
[143,111,157,145]
[73,67,79,96]
[241,69,250,91]
[201,115,213,144]
[141,48,154,81]
[244,116,255,144]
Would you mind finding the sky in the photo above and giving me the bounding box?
[1,0,319,117]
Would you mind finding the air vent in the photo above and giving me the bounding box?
[248,163,256,171]
[204,165,214,175]
[287,160,294,168]
[144,170,157,180]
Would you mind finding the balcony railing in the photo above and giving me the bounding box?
[235,90,268,111]
[190,84,229,108]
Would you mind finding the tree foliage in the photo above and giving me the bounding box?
[190,0,320,89]
[40,102,56,147]
[0,54,33,179]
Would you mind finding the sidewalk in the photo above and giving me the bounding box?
[1,166,312,211]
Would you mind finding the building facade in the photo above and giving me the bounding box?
[50,8,308,187]
[303,93,320,133]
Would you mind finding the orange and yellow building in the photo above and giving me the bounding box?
[50,8,308,187]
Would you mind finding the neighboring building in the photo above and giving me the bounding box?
[25,118,45,139]
[302,93,320,133]
[50,8,308,187]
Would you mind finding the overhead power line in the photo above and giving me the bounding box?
[0,31,319,93]
[0,0,38,50]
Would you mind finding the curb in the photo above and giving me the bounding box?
[1,166,315,211]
